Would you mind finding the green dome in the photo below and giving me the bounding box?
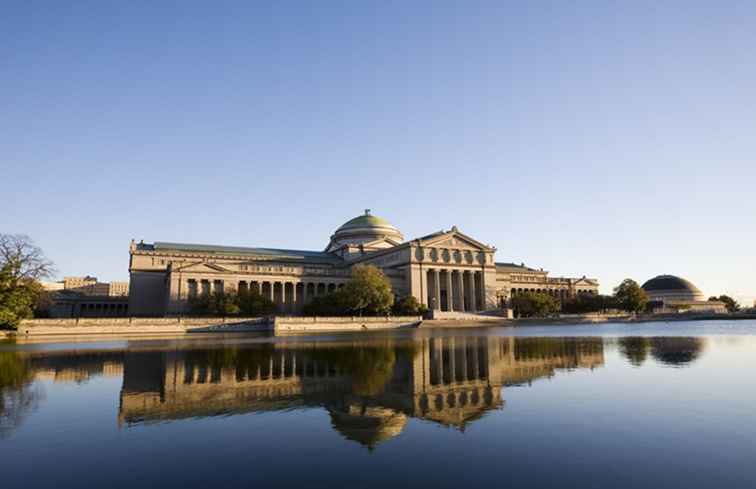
[338,213,392,231]
[327,210,404,251]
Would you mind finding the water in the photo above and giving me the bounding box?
[1,320,755,489]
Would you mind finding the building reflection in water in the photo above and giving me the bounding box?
[0,336,710,445]
[111,336,605,448]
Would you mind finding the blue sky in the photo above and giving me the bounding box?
[2,1,755,303]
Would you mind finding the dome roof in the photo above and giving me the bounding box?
[642,275,701,293]
[642,275,705,302]
[327,210,403,251]
[337,214,388,230]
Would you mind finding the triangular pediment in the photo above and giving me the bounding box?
[573,277,597,285]
[362,237,403,248]
[174,261,234,273]
[419,229,494,251]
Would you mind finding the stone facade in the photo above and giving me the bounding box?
[128,211,598,316]
[44,276,130,296]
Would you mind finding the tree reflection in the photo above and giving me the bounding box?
[618,337,706,367]
[309,343,412,396]
[618,337,650,367]
[0,351,42,438]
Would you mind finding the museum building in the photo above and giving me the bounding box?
[128,211,598,316]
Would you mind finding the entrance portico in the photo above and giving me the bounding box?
[425,268,485,312]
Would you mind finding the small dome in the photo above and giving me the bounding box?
[642,275,704,302]
[327,210,403,252]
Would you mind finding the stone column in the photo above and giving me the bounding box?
[291,283,297,313]
[268,282,274,302]
[469,272,477,312]
[432,269,441,311]
[456,271,465,312]
[445,269,454,312]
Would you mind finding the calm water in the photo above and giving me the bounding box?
[1,321,755,489]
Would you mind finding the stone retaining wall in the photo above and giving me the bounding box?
[16,317,266,336]
[272,316,422,334]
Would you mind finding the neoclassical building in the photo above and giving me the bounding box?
[128,211,598,316]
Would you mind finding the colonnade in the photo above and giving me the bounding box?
[426,268,483,312]
[509,287,596,299]
[186,278,346,313]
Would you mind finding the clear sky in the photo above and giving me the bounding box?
[2,1,755,303]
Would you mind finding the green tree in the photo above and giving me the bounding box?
[613,279,648,313]
[391,295,428,316]
[188,290,276,316]
[511,291,560,318]
[708,295,740,313]
[561,294,617,314]
[341,264,394,316]
[302,291,350,316]
[237,290,276,316]
[0,235,55,329]
[302,265,395,317]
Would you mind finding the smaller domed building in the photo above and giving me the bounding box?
[642,275,726,314]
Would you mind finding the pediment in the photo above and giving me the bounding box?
[173,261,234,273]
[420,230,494,251]
[362,237,403,249]
[573,277,597,285]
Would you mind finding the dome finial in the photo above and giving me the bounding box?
[365,208,371,216]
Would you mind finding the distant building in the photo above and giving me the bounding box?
[42,276,129,297]
[41,276,130,318]
[108,281,129,297]
[642,275,726,314]
[128,210,598,317]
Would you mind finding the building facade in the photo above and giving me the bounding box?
[42,276,131,318]
[43,276,130,297]
[128,211,598,317]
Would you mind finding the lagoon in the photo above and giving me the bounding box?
[1,320,755,489]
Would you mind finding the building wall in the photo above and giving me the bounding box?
[128,271,167,317]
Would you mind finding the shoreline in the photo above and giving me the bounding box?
[3,312,753,341]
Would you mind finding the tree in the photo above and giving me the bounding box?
[187,290,275,316]
[511,291,560,318]
[0,235,55,329]
[303,291,350,316]
[302,265,395,317]
[708,295,740,313]
[237,290,276,316]
[391,295,428,316]
[341,264,394,316]
[561,294,617,314]
[613,279,648,313]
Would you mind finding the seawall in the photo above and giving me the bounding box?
[14,317,267,336]
[11,315,423,337]
[272,316,422,334]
